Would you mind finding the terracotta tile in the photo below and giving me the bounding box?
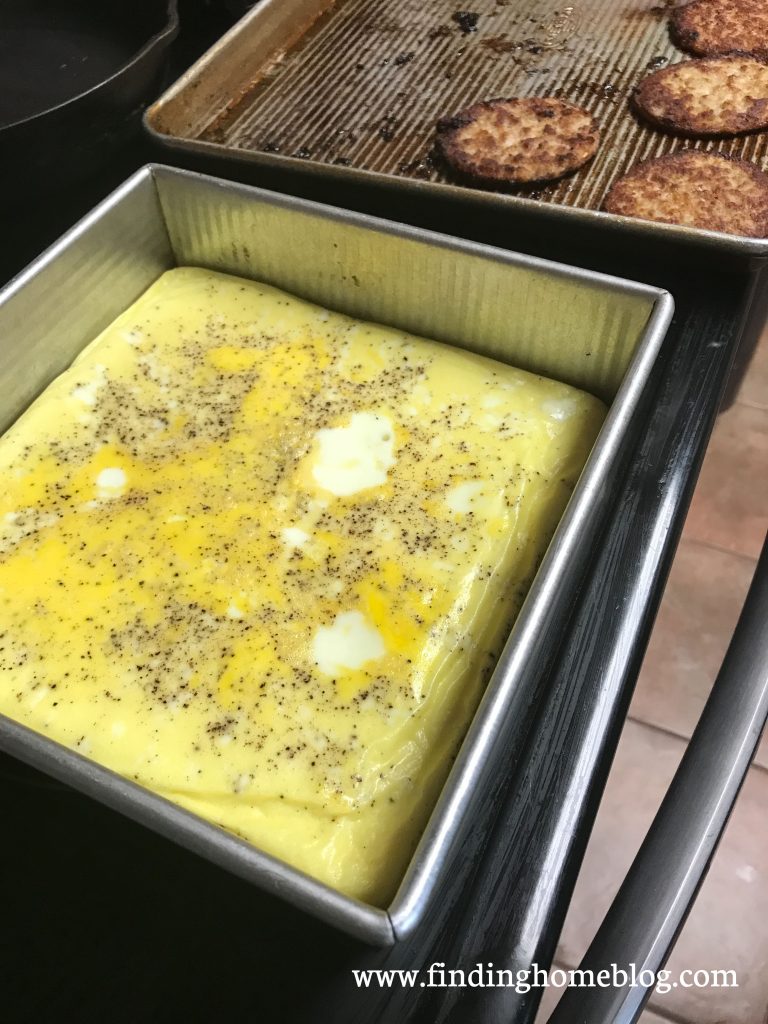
[683,402,768,559]
[629,539,767,769]
[738,325,768,411]
[555,720,768,1024]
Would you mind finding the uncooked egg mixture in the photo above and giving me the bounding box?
[0,268,605,905]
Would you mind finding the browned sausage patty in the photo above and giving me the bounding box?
[435,97,600,184]
[634,55,768,135]
[603,151,768,237]
[671,0,768,59]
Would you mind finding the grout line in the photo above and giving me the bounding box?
[732,397,768,411]
[626,715,689,746]
[734,397,768,413]
[625,716,768,777]
[675,535,760,566]
[731,396,768,414]
[724,396,746,411]
[643,1002,702,1024]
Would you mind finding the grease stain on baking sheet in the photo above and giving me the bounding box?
[172,0,768,218]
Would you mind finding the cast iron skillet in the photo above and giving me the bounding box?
[0,0,179,195]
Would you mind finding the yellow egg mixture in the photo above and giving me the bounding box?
[0,267,605,905]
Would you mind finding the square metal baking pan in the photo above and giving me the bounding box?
[144,0,768,258]
[0,164,673,945]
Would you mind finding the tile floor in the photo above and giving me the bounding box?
[536,323,768,1024]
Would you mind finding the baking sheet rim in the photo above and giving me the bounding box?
[143,0,768,259]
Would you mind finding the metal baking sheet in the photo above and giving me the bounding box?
[0,164,673,945]
[146,0,768,256]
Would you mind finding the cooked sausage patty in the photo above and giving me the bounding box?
[435,97,600,184]
[603,151,768,237]
[634,55,768,135]
[671,0,768,59]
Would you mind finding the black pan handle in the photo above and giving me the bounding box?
[549,529,768,1024]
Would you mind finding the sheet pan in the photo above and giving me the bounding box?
[145,0,768,258]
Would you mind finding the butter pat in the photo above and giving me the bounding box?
[312,611,386,676]
[312,412,396,496]
[0,268,606,906]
